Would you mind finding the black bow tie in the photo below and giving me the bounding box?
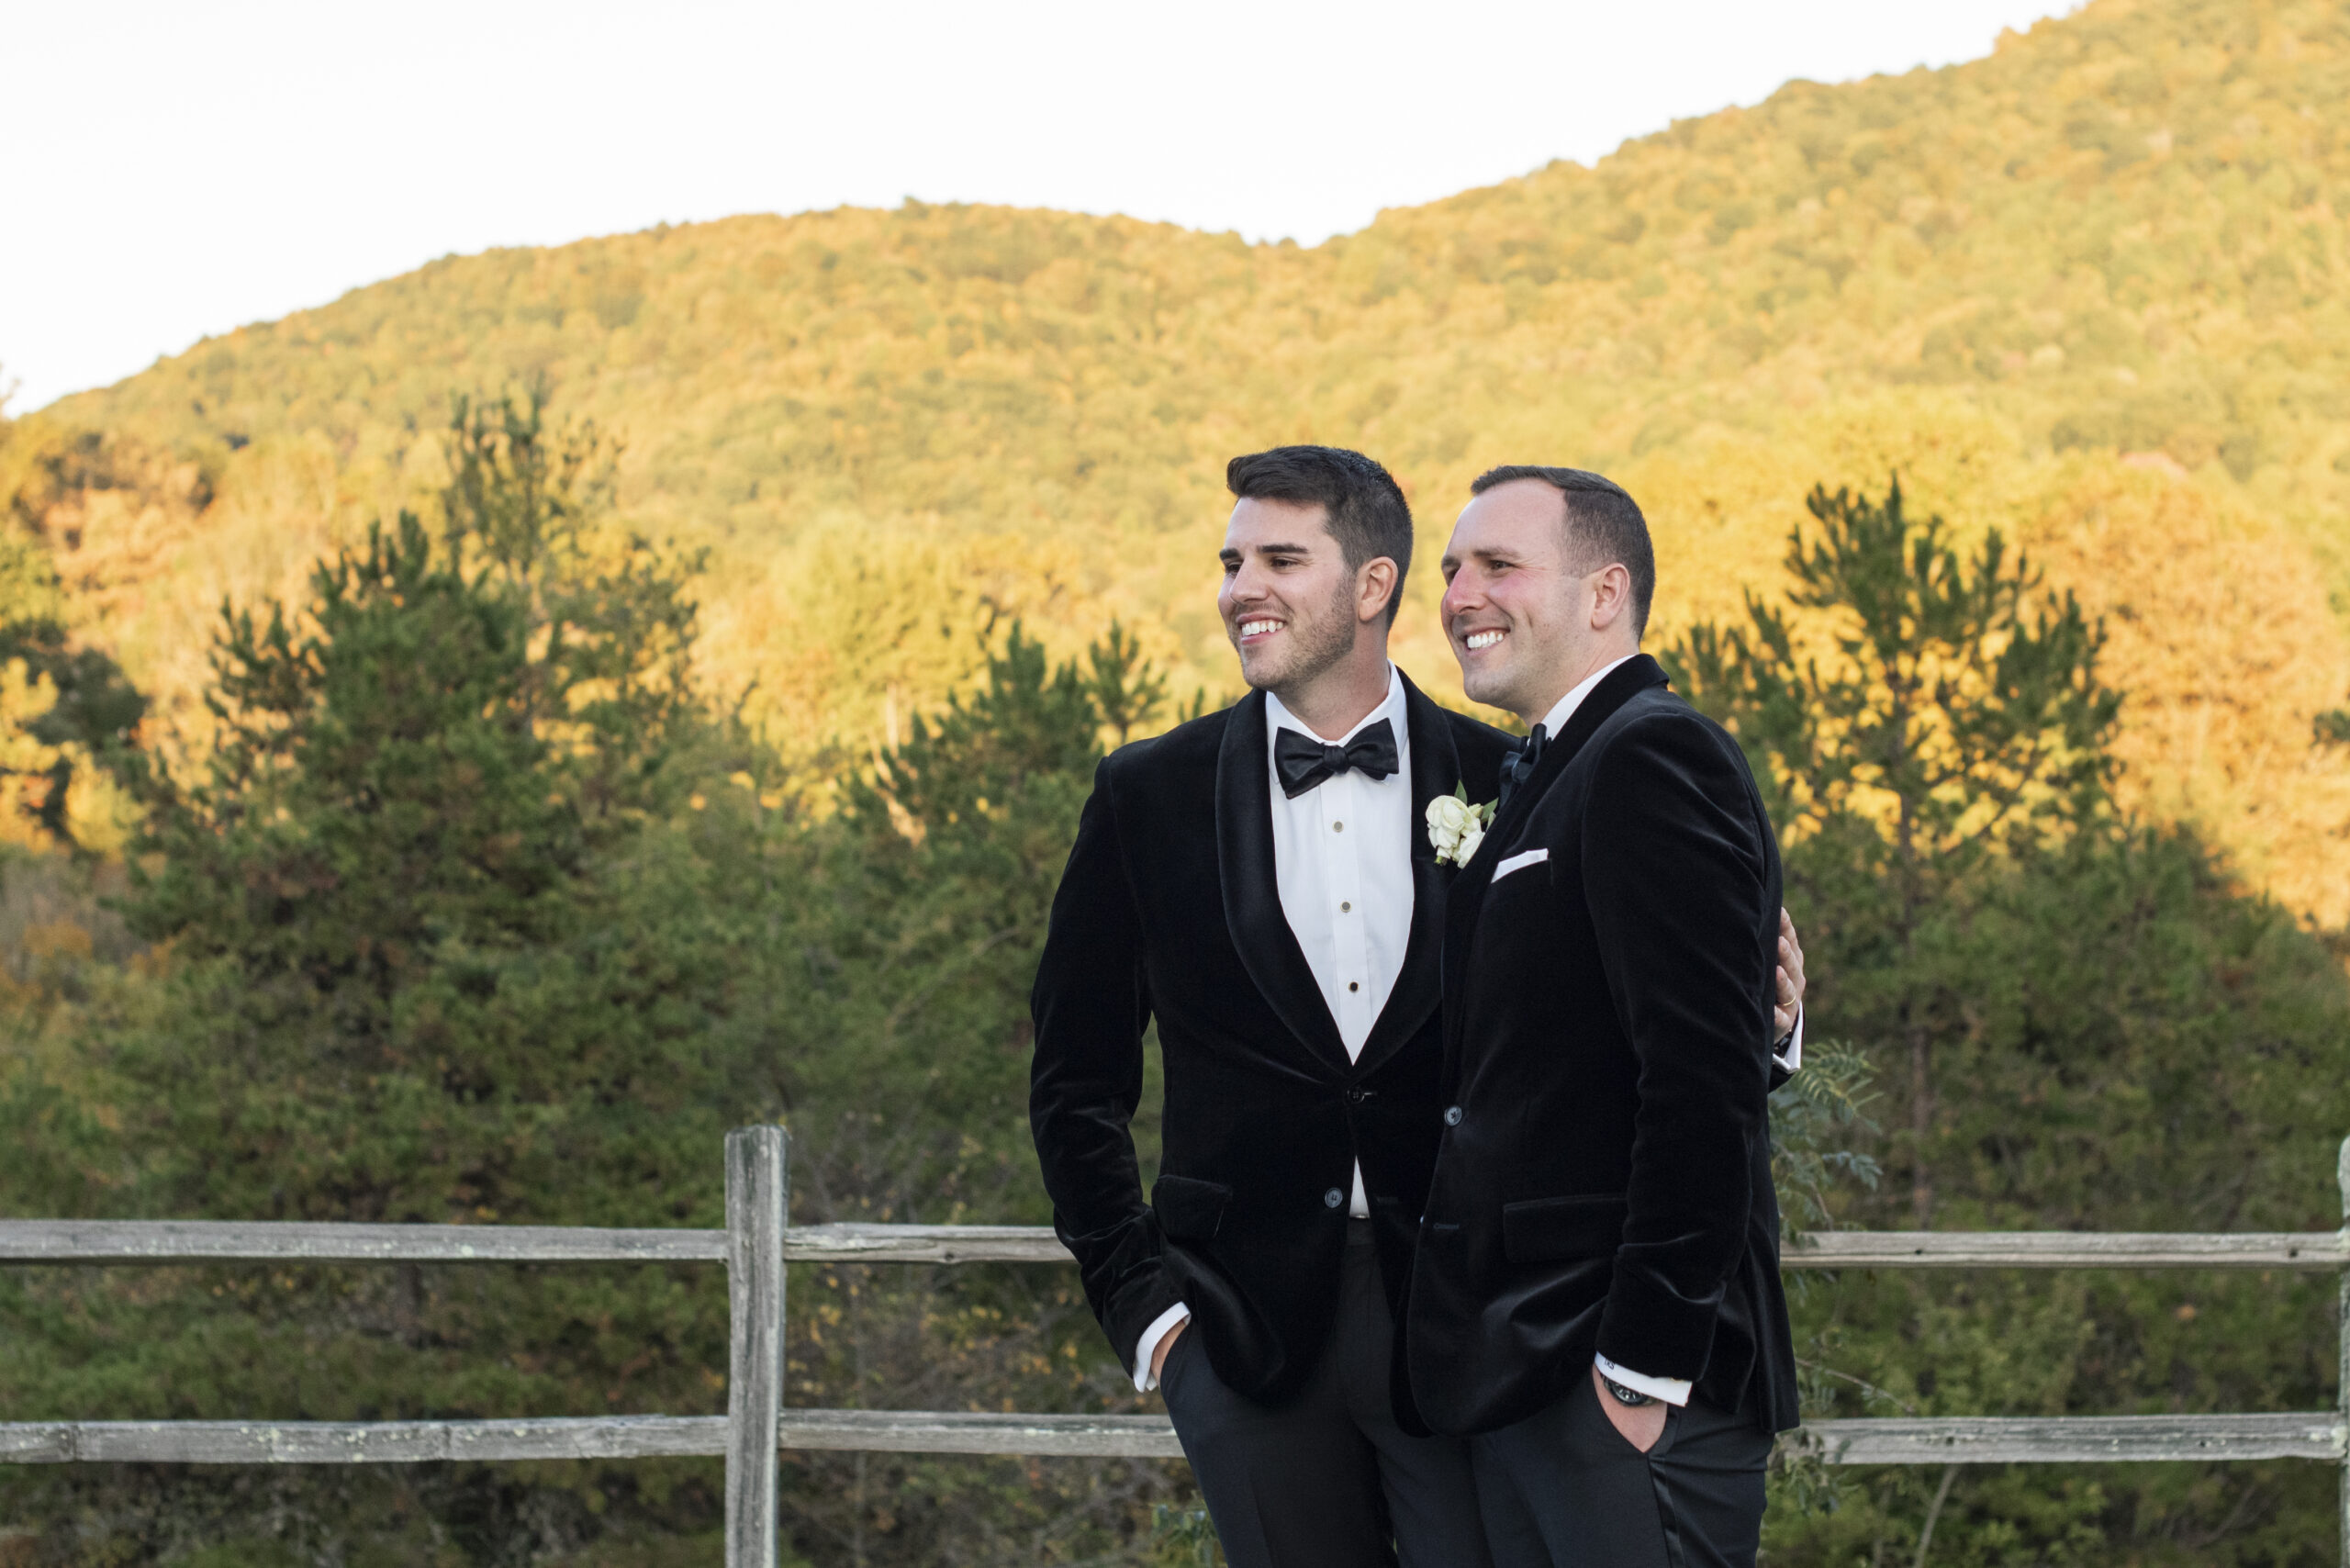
[1274,719,1399,799]
[1495,722,1548,810]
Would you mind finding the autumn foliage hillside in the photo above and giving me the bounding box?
[6,0,2348,917]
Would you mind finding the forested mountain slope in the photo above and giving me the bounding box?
[7,0,2348,915]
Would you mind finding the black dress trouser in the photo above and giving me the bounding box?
[1469,1371,1773,1568]
[1158,1220,1494,1568]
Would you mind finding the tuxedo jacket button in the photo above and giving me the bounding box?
[1443,1105,1462,1126]
[1324,1188,1345,1208]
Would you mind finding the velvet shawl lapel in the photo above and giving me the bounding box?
[1348,674,1461,1080]
[1440,655,1672,1056]
[1216,690,1353,1075]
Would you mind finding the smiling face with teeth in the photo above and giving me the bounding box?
[1217,497,1397,731]
[1440,477,1640,726]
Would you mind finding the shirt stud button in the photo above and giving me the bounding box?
[1340,901,1351,913]
[1332,821,1344,832]
[1444,1105,1462,1126]
[1324,1188,1345,1208]
[1348,981,1360,992]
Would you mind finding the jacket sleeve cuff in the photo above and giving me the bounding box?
[1594,1352,1691,1406]
[1133,1303,1192,1393]
[1595,1261,1723,1384]
[1098,1242,1187,1379]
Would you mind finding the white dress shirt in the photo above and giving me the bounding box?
[1135,667,1416,1390]
[1264,666,1417,1120]
[1535,657,1801,1407]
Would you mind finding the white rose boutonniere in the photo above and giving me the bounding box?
[1427,784,1498,868]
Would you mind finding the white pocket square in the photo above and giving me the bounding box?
[1491,847,1549,881]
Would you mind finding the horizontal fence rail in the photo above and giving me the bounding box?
[0,1219,731,1265]
[5,1127,2347,1568]
[8,1221,2343,1271]
[5,1410,2344,1469]
[1791,1228,2350,1271]
[1792,1412,2348,1467]
[0,1417,730,1465]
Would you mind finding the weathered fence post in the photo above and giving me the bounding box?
[2338,1135,2348,1568]
[726,1126,788,1568]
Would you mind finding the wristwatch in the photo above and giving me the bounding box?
[1602,1375,1659,1408]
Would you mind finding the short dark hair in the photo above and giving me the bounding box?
[1470,465,1656,637]
[1226,446,1413,625]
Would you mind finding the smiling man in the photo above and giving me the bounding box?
[1029,447,1512,1568]
[1030,449,1806,1568]
[1404,465,1799,1568]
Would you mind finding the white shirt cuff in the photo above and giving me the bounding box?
[1134,1303,1192,1393]
[1594,1353,1692,1407]
[1773,1006,1803,1074]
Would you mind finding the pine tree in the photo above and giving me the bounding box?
[1666,476,2120,1224]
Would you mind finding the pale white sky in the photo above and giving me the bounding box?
[5,1,2072,412]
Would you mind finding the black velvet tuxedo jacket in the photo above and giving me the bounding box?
[1029,675,1514,1402]
[1402,655,1799,1439]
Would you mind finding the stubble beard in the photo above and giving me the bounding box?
[1245,577,1360,703]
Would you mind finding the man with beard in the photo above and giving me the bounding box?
[1029,448,1806,1568]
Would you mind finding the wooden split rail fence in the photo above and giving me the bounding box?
[5,1126,2349,1565]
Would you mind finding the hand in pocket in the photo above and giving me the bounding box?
[1152,1317,1190,1385]
[1592,1362,1667,1454]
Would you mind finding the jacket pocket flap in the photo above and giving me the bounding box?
[1153,1174,1234,1241]
[1501,1194,1628,1262]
